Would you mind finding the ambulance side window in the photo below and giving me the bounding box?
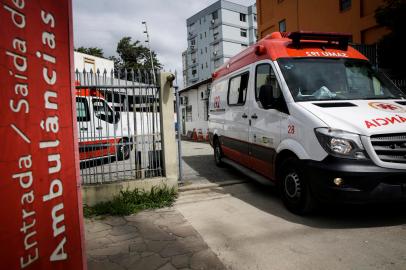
[93,99,115,124]
[76,97,90,122]
[228,72,249,106]
[255,63,288,113]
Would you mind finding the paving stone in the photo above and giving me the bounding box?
[109,224,138,236]
[87,244,127,257]
[128,253,169,270]
[138,224,177,241]
[145,240,171,253]
[115,253,141,269]
[129,242,147,253]
[85,229,111,241]
[158,262,178,270]
[190,249,225,270]
[86,221,112,233]
[86,237,114,250]
[107,231,139,243]
[166,225,198,238]
[171,254,191,269]
[101,216,127,226]
[160,241,193,258]
[87,259,125,270]
[178,236,208,253]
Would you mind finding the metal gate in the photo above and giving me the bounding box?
[75,69,163,184]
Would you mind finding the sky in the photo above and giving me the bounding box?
[72,0,256,86]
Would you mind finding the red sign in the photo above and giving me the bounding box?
[0,1,86,269]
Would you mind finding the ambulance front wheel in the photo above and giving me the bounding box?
[280,157,316,215]
[214,138,224,167]
[117,138,131,161]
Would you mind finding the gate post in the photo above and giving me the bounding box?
[159,72,178,181]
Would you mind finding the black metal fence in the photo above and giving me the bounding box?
[75,69,163,184]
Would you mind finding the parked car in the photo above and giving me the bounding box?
[208,31,406,214]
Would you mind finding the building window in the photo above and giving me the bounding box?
[213,32,219,40]
[205,32,207,38]
[254,14,257,22]
[240,13,246,22]
[205,47,208,53]
[240,28,247,37]
[201,49,203,54]
[241,44,248,49]
[192,69,197,75]
[206,62,208,68]
[212,10,218,20]
[186,105,192,122]
[200,33,202,39]
[339,0,351,11]
[201,64,204,70]
[191,39,196,46]
[228,72,250,106]
[279,19,286,32]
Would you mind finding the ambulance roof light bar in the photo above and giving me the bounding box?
[288,31,352,50]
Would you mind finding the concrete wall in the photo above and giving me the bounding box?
[256,0,389,44]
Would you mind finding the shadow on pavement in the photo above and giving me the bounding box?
[182,155,246,183]
[182,154,406,229]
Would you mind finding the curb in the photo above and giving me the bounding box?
[178,179,247,192]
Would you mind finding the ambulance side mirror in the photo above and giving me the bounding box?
[114,111,120,124]
[258,85,274,109]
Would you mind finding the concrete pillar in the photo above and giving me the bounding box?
[159,72,178,181]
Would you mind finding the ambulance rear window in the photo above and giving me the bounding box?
[278,58,405,102]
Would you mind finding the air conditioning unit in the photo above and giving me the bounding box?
[211,20,215,24]
[190,45,195,50]
[213,51,217,55]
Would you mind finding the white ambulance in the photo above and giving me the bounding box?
[76,88,132,162]
[208,31,406,214]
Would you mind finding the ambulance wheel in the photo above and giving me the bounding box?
[117,139,130,161]
[213,138,224,167]
[280,157,316,215]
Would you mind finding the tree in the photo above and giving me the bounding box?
[75,46,105,58]
[114,36,162,71]
[375,0,406,79]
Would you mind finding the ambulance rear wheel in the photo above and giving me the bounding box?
[214,138,224,167]
[117,139,130,161]
[280,157,316,215]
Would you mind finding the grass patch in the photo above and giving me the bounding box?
[83,186,177,217]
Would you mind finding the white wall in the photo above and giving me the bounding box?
[223,41,246,57]
[179,84,210,136]
[74,52,114,73]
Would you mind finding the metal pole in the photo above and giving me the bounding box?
[174,71,183,184]
[142,21,157,84]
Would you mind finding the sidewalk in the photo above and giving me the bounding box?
[85,208,225,270]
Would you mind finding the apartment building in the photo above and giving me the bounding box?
[256,0,388,44]
[183,0,257,88]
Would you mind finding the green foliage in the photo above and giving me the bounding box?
[375,0,406,78]
[114,36,162,71]
[83,186,177,217]
[75,46,105,58]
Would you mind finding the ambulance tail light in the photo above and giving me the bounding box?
[288,31,352,50]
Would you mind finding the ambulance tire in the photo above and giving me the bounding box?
[213,138,224,167]
[117,138,130,161]
[280,157,316,215]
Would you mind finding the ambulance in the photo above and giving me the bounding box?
[76,88,132,162]
[208,31,406,214]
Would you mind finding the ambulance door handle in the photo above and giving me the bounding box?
[80,127,88,131]
[251,114,258,119]
[242,113,248,119]
[96,126,103,130]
